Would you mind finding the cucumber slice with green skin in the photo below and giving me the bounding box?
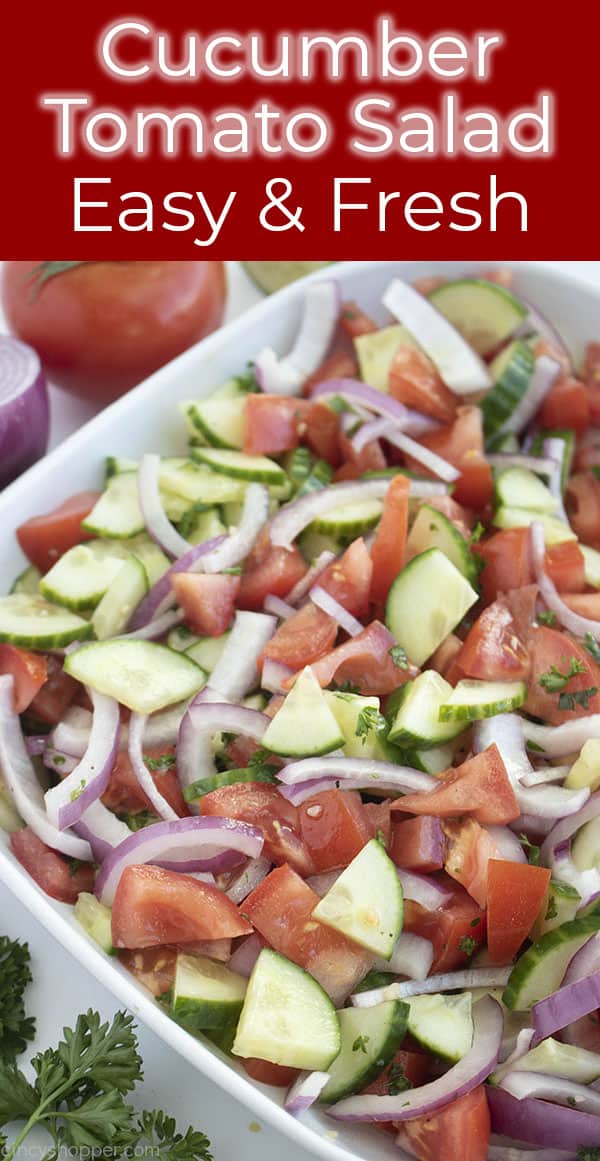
[354,324,418,392]
[105,455,138,479]
[182,508,227,547]
[529,428,575,491]
[493,506,576,544]
[126,536,170,586]
[172,954,247,1032]
[184,765,277,804]
[91,556,148,641]
[82,474,145,539]
[0,594,93,649]
[161,460,246,504]
[64,639,206,714]
[406,992,473,1063]
[299,528,345,560]
[210,374,257,400]
[572,816,600,872]
[438,678,527,722]
[183,396,246,451]
[428,279,528,357]
[386,548,478,669]
[386,671,465,749]
[232,949,340,1071]
[581,545,600,589]
[190,448,286,486]
[487,432,519,454]
[482,340,536,438]
[204,1023,238,1055]
[313,838,404,958]
[10,565,42,596]
[492,1036,600,1085]
[530,879,581,940]
[324,692,390,761]
[319,1001,409,1104]
[402,743,457,775]
[39,541,136,611]
[185,632,230,673]
[503,910,600,1011]
[262,666,345,758]
[494,467,559,515]
[74,892,114,955]
[406,504,478,584]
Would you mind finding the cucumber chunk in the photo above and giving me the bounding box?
[0,593,93,649]
[493,507,576,544]
[438,678,527,722]
[386,670,465,749]
[183,396,246,450]
[182,508,227,547]
[311,498,383,540]
[482,340,536,438]
[184,765,277,804]
[172,954,247,1032]
[407,992,473,1063]
[105,455,138,479]
[495,467,558,514]
[191,448,286,485]
[262,666,345,757]
[492,1036,600,1085]
[313,838,403,958]
[64,639,206,714]
[126,535,171,586]
[403,743,457,775]
[503,910,600,1010]
[324,691,393,761]
[572,816,600,872]
[185,633,231,673]
[91,556,148,640]
[428,279,527,357]
[10,565,42,596]
[581,545,600,589]
[232,949,340,1071]
[386,549,478,668]
[74,893,114,954]
[530,879,581,940]
[161,460,246,504]
[354,324,417,391]
[320,1000,409,1103]
[167,626,201,653]
[82,473,145,539]
[40,540,137,611]
[406,503,478,583]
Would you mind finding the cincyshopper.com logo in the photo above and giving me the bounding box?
[1,1148,161,1159]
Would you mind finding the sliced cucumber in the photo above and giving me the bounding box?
[64,639,206,714]
[262,666,344,758]
[492,1036,600,1085]
[105,455,138,479]
[185,633,230,673]
[183,395,246,450]
[386,549,478,669]
[183,508,227,547]
[299,528,346,560]
[126,535,171,586]
[503,910,600,1010]
[320,1001,409,1103]
[40,540,136,611]
[487,432,519,454]
[581,545,600,590]
[407,992,473,1063]
[168,626,200,653]
[566,739,600,792]
[406,504,478,583]
[311,499,383,540]
[428,279,527,357]
[160,460,246,504]
[493,506,576,544]
[572,816,600,873]
[530,879,581,940]
[313,838,403,958]
[232,949,340,1071]
[439,678,527,722]
[191,447,286,486]
[403,743,457,775]
[386,670,466,749]
[82,474,145,539]
[184,765,277,804]
[495,467,558,514]
[354,323,417,391]
[324,691,391,761]
[0,593,93,649]
[10,565,42,596]
[482,340,536,438]
[172,954,247,1032]
[74,893,114,954]
[91,556,148,640]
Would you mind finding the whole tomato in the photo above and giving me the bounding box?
[1,261,227,403]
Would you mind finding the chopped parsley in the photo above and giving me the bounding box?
[558,686,598,711]
[389,645,409,670]
[458,936,477,957]
[143,752,176,773]
[537,609,557,627]
[352,1035,370,1054]
[539,657,586,692]
[387,1063,412,1096]
[468,520,485,545]
[355,707,388,745]
[519,834,541,866]
[584,633,600,664]
[545,895,559,921]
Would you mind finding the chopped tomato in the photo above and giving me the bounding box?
[0,645,47,713]
[243,395,308,456]
[303,350,358,396]
[318,538,373,618]
[340,300,378,338]
[363,800,393,847]
[396,1086,490,1161]
[392,745,520,826]
[238,529,307,611]
[102,747,188,817]
[16,491,101,573]
[298,789,375,872]
[388,345,457,425]
[443,819,501,907]
[413,275,447,296]
[566,472,600,548]
[525,625,600,724]
[303,401,341,466]
[561,593,600,619]
[339,432,387,474]
[241,864,373,1005]
[170,573,240,637]
[487,859,552,964]
[111,864,252,948]
[260,603,338,670]
[27,653,79,725]
[417,408,493,510]
[390,815,446,873]
[429,633,463,681]
[403,877,486,973]
[369,475,410,604]
[119,945,177,997]
[425,493,474,537]
[300,620,416,696]
[200,782,313,876]
[476,528,533,604]
[540,376,590,436]
[240,1058,300,1087]
[545,540,586,593]
[9,828,94,902]
[457,599,530,683]
[361,1045,431,1095]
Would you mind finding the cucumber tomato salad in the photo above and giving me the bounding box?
[3,272,600,1160]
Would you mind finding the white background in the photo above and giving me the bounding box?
[1,260,600,1159]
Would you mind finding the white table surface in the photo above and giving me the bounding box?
[2,259,600,1158]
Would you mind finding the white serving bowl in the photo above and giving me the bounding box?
[0,260,596,1161]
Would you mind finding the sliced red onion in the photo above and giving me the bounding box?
[277,756,436,792]
[306,869,341,897]
[0,675,92,860]
[225,855,271,904]
[310,586,363,637]
[74,800,132,862]
[278,776,349,806]
[121,608,185,641]
[514,296,573,368]
[474,715,589,819]
[502,1068,600,1116]
[564,931,600,984]
[519,764,569,788]
[489,1149,581,1161]
[0,335,49,488]
[495,1027,535,1076]
[95,815,264,905]
[373,932,434,981]
[382,279,492,393]
[531,968,600,1044]
[310,377,420,426]
[540,791,600,866]
[523,715,600,758]
[25,735,47,756]
[486,825,527,863]
[128,712,178,822]
[43,747,79,776]
[286,550,336,605]
[255,280,339,395]
[177,702,269,796]
[352,416,400,453]
[331,995,502,1120]
[497,356,561,437]
[44,693,120,831]
[206,611,275,704]
[228,932,264,978]
[532,520,600,640]
[263,594,295,620]
[351,967,511,1008]
[488,1084,600,1150]
[261,658,294,694]
[269,478,390,550]
[200,483,269,573]
[138,453,193,559]
[128,535,227,630]
[285,1070,331,1115]
[544,437,568,522]
[487,453,557,475]
[385,428,461,483]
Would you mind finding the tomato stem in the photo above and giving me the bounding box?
[26,261,92,301]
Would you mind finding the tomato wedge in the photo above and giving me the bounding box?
[369,475,410,604]
[299,620,415,695]
[566,472,600,547]
[111,864,252,948]
[119,945,177,997]
[396,1086,490,1161]
[303,401,341,466]
[170,573,240,637]
[340,300,378,338]
[318,538,373,617]
[457,599,530,682]
[525,625,600,725]
[487,859,551,964]
[260,603,338,670]
[388,345,457,424]
[238,529,307,611]
[540,376,590,436]
[243,395,308,456]
[303,351,357,396]
[297,789,375,871]
[102,747,187,817]
[443,818,502,907]
[200,782,313,876]
[240,1058,300,1088]
[392,745,519,826]
[0,645,47,713]
[9,828,94,903]
[403,878,486,973]
[417,407,493,510]
[26,654,79,725]
[390,815,446,873]
[16,491,101,573]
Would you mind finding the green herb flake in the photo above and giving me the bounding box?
[143,752,176,773]
[352,1035,370,1054]
[458,936,477,957]
[537,610,557,627]
[519,834,541,866]
[539,657,586,693]
[584,633,600,664]
[387,1063,412,1096]
[389,645,409,670]
[355,707,388,745]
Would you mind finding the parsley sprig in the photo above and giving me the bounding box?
[0,937,35,1064]
[539,657,586,692]
[355,707,388,745]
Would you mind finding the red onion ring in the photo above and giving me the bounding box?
[139,453,193,559]
[351,967,511,1008]
[128,712,178,822]
[532,520,600,640]
[488,1083,600,1151]
[285,1070,331,1115]
[310,585,363,637]
[255,280,339,395]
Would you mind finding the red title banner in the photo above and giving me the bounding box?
[1,0,598,257]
